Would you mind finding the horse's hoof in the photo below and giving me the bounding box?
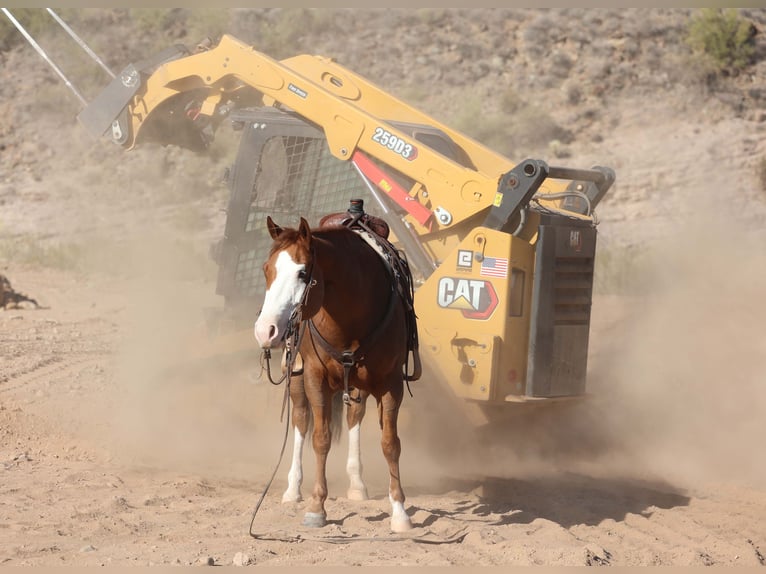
[390,516,413,533]
[281,491,302,503]
[347,488,368,501]
[302,512,327,528]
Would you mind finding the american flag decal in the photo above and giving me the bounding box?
[480,256,508,278]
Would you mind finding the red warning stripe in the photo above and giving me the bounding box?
[352,150,433,229]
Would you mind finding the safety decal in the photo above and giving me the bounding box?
[437,277,498,320]
[457,250,473,269]
[372,127,418,161]
[288,83,308,99]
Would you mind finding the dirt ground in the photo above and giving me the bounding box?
[2,260,766,567]
[3,8,766,567]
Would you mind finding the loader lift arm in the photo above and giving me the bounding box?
[78,34,614,272]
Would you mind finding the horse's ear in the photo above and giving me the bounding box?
[266,216,282,239]
[298,217,312,243]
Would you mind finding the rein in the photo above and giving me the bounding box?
[261,307,306,422]
[250,272,316,538]
[261,252,317,387]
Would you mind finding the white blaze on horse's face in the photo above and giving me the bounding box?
[254,250,307,348]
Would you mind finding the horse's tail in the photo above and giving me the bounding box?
[303,389,344,445]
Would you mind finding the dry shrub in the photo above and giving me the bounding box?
[685,8,757,76]
[452,92,572,158]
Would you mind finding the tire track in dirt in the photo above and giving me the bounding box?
[0,353,109,395]
[748,539,766,565]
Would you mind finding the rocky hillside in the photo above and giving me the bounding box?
[2,8,766,286]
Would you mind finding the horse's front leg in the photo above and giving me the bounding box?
[303,383,333,528]
[282,374,309,503]
[379,382,413,533]
[346,389,370,501]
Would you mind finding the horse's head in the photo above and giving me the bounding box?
[254,216,323,348]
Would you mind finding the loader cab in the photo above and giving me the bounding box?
[211,106,471,327]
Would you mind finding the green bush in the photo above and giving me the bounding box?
[685,8,756,75]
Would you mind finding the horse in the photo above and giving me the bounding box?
[253,214,417,533]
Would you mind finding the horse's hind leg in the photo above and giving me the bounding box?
[346,389,369,501]
[282,375,309,503]
[378,382,413,532]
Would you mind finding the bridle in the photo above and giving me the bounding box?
[261,248,317,392]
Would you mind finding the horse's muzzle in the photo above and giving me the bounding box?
[254,319,282,348]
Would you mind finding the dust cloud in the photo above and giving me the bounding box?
[88,194,766,501]
[76,224,290,485]
[584,213,766,490]
[392,207,766,494]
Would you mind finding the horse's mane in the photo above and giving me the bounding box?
[312,226,363,244]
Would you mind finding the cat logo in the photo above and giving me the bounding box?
[437,277,498,320]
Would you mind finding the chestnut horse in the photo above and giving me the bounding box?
[253,216,415,532]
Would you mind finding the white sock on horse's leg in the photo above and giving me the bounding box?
[346,423,368,500]
[282,428,304,503]
[389,493,413,532]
